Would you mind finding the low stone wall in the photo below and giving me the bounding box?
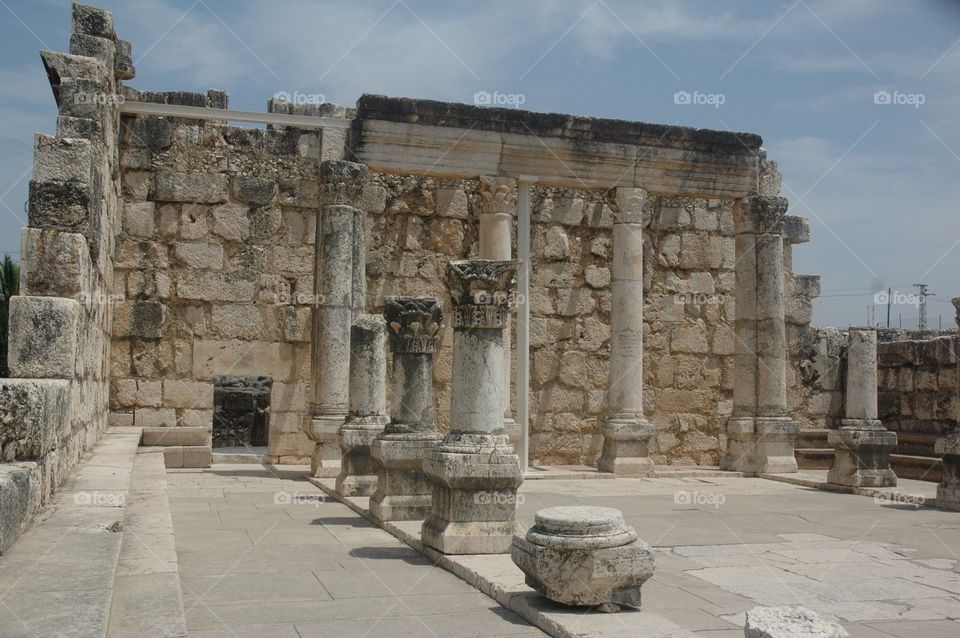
[0,4,125,552]
[877,331,959,438]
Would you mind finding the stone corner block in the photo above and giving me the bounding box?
[8,296,80,379]
[33,134,92,185]
[0,462,42,554]
[0,380,71,462]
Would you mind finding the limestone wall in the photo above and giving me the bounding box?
[362,174,821,466]
[0,4,126,552]
[876,331,959,437]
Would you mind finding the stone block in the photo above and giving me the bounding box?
[33,134,91,184]
[134,408,176,429]
[211,304,264,340]
[744,606,848,637]
[182,446,212,468]
[113,301,167,339]
[232,176,277,205]
[163,446,184,468]
[142,427,210,447]
[124,202,155,238]
[0,463,41,554]
[192,340,294,381]
[162,380,213,409]
[155,171,228,203]
[7,296,80,379]
[72,3,115,39]
[177,272,255,303]
[27,179,90,233]
[211,203,251,241]
[174,242,224,269]
[19,228,90,298]
[0,379,70,461]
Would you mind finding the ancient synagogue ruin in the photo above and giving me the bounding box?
[0,4,959,637]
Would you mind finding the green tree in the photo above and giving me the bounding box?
[0,255,20,377]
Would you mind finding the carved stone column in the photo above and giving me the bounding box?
[422,260,523,555]
[478,177,519,449]
[827,328,897,487]
[598,187,655,476]
[369,297,444,521]
[720,196,799,474]
[306,160,368,477]
[335,315,389,496]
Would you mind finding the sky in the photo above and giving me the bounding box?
[1,0,959,329]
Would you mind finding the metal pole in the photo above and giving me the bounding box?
[517,176,537,475]
[886,287,891,328]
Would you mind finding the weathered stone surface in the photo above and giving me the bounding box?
[0,463,41,554]
[0,380,70,461]
[336,315,389,497]
[141,426,209,446]
[19,228,90,298]
[744,605,848,638]
[72,3,116,39]
[936,433,960,512]
[155,171,229,203]
[113,301,166,339]
[512,506,655,610]
[7,296,80,379]
[33,134,92,185]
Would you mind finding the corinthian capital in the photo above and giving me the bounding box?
[479,176,517,216]
[736,195,790,235]
[443,259,518,329]
[614,187,647,225]
[320,160,368,207]
[384,296,443,354]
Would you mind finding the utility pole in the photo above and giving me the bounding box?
[914,283,934,330]
[886,287,892,328]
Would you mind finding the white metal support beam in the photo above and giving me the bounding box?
[118,101,352,129]
[517,175,538,475]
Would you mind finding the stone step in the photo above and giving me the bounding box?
[796,429,831,449]
[795,448,834,470]
[0,426,142,637]
[890,454,942,483]
[106,448,187,637]
[892,432,940,457]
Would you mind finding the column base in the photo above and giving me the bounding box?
[421,433,523,555]
[336,416,389,497]
[598,417,656,477]
[369,431,442,522]
[720,416,799,475]
[306,413,345,478]
[827,420,897,488]
[935,435,960,511]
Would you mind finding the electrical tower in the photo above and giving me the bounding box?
[913,283,935,330]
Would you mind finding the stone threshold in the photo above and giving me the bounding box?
[307,476,697,638]
[760,470,938,507]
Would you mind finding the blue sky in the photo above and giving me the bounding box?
[2,0,959,328]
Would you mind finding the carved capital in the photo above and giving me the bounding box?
[384,296,443,353]
[479,176,517,216]
[444,259,518,329]
[736,195,789,235]
[320,160,368,207]
[614,187,647,225]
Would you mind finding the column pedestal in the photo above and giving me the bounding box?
[599,417,655,476]
[421,433,523,555]
[936,434,960,511]
[827,420,897,487]
[370,432,443,521]
[721,416,799,474]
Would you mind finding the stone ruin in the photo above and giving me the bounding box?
[1,1,958,562]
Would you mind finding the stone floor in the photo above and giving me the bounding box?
[2,429,959,637]
[167,464,545,637]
